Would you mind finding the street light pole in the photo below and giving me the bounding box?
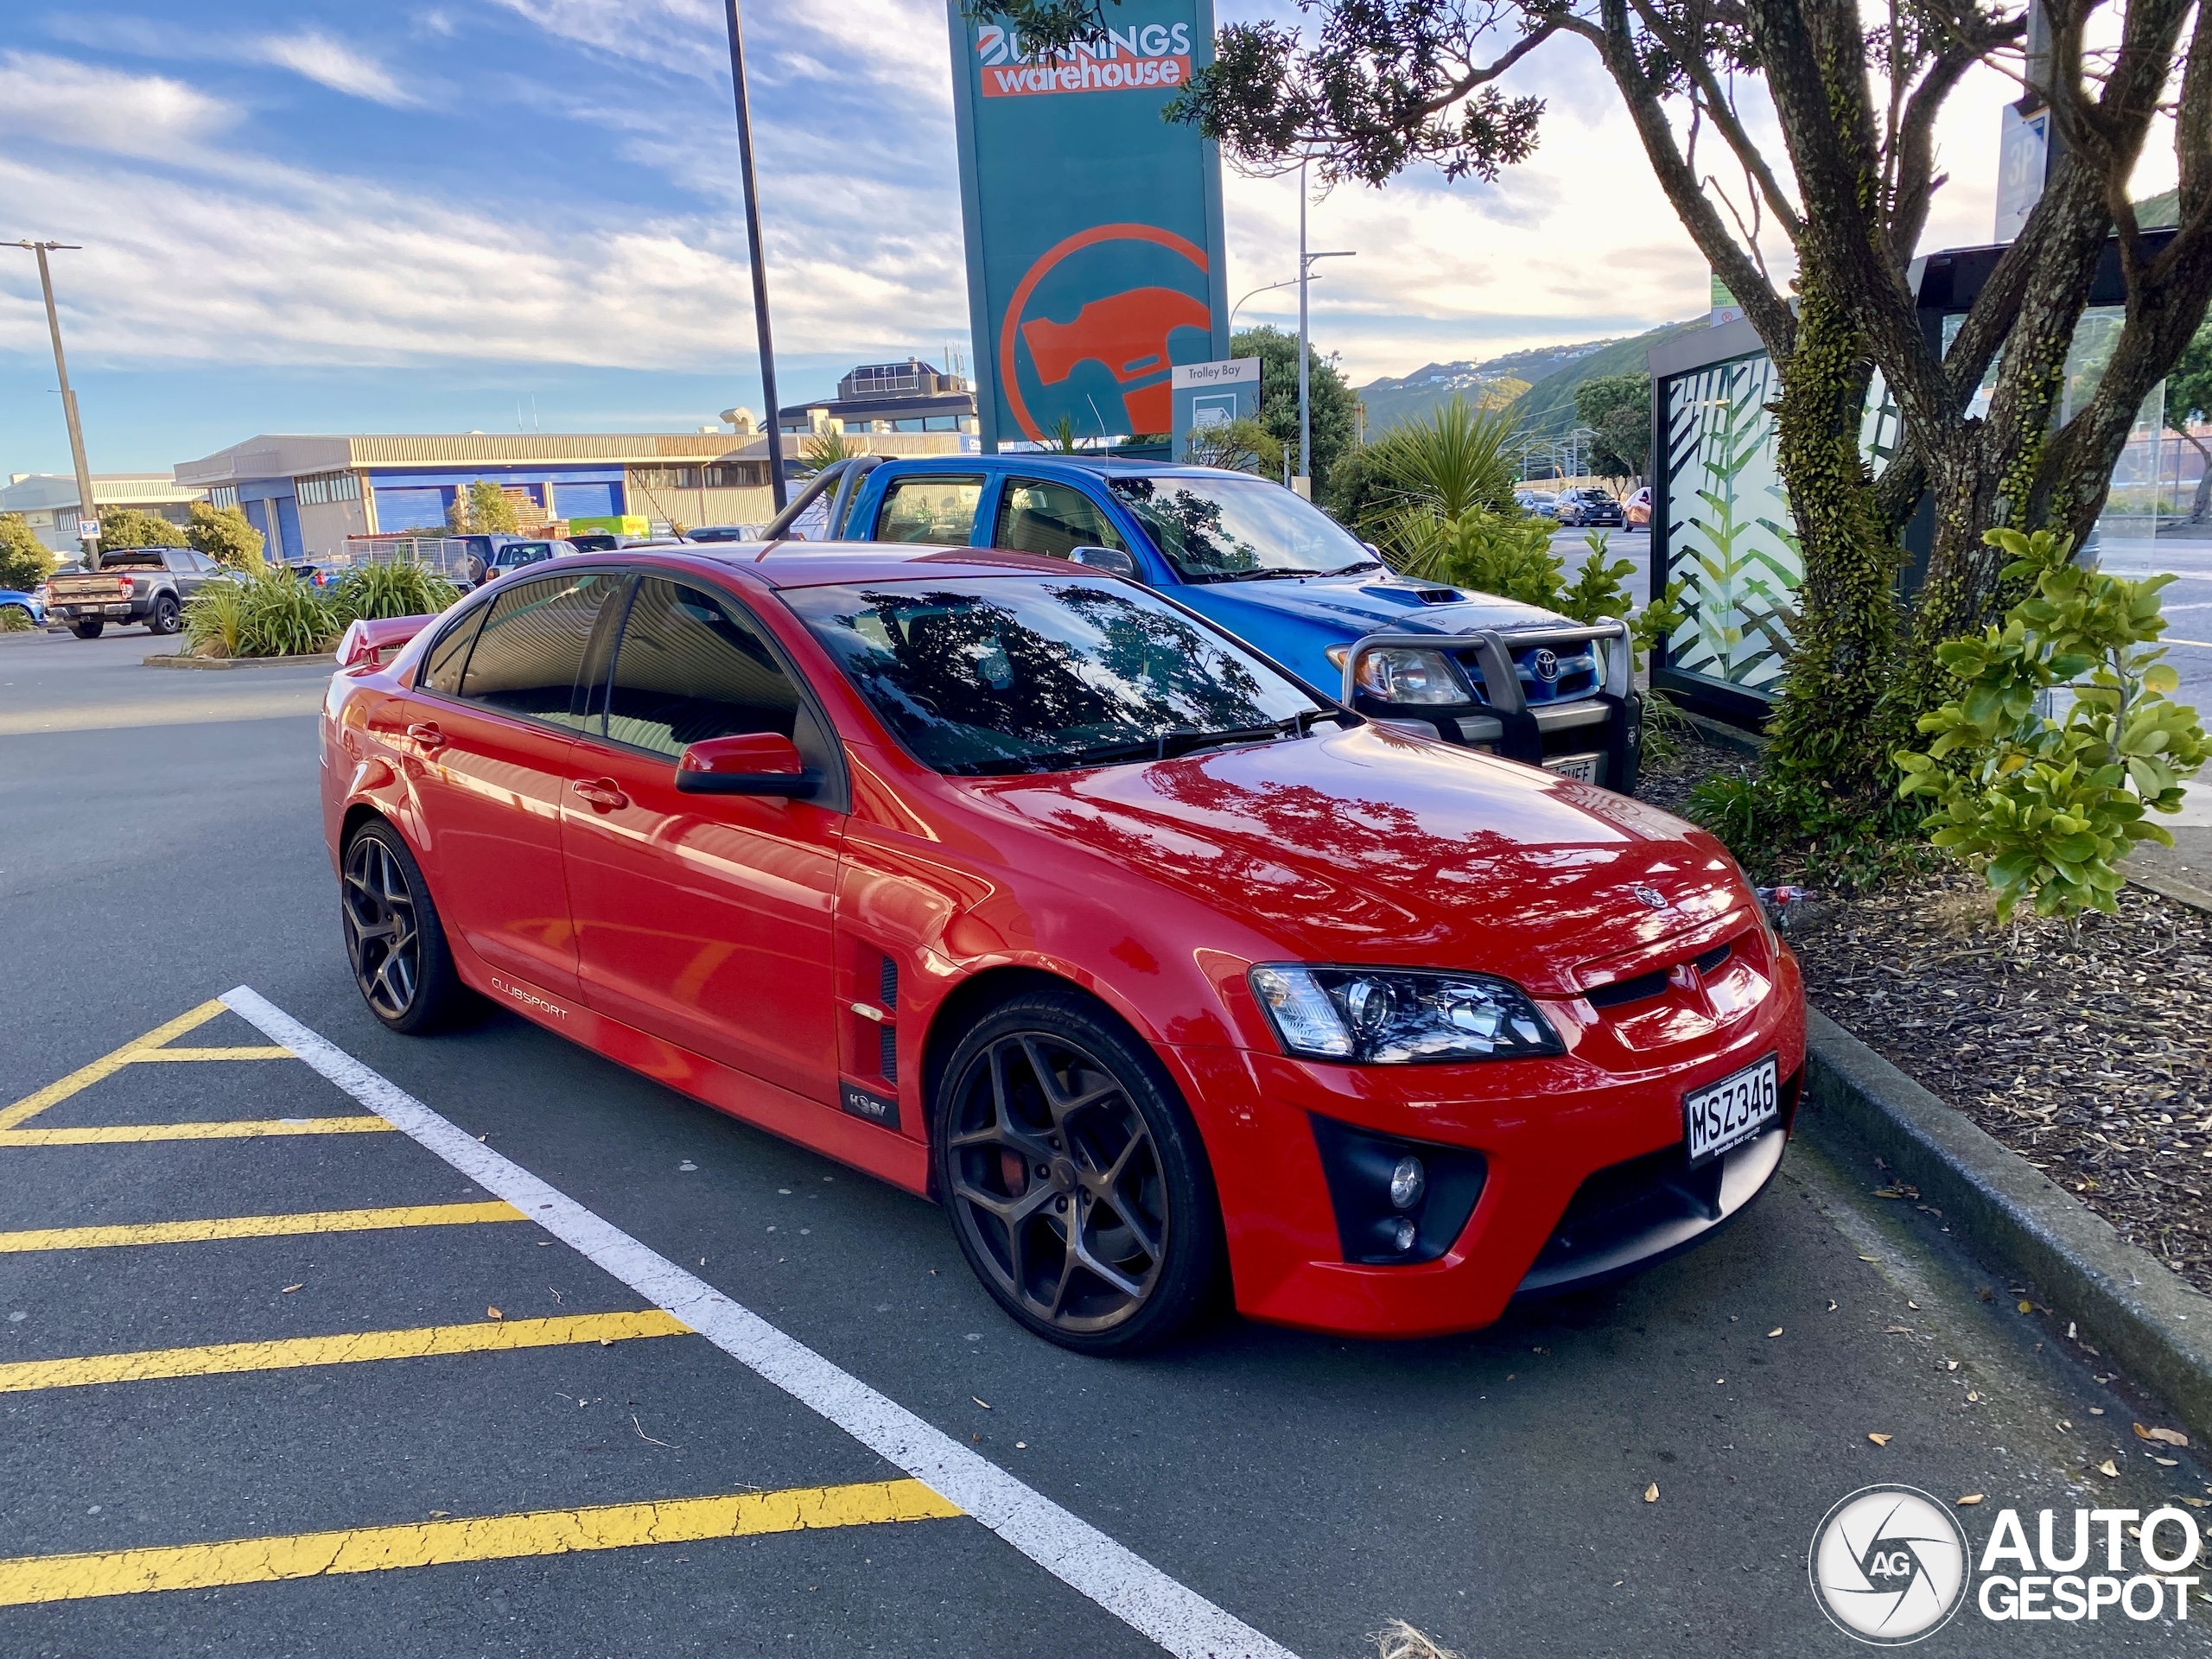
[10,240,98,566]
[1293,163,1354,499]
[721,0,787,513]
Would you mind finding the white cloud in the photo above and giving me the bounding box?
[0,51,237,158]
[254,32,418,108]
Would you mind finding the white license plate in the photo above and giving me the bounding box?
[1545,753,1601,784]
[1684,1054,1779,1165]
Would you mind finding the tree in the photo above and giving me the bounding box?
[0,513,57,591]
[448,480,520,536]
[1574,372,1651,479]
[1182,416,1285,475]
[97,506,188,554]
[1233,324,1357,485]
[2167,317,2212,523]
[988,0,2212,814]
[187,501,266,571]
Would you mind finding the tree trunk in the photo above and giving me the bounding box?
[1762,283,1908,796]
[2190,432,2212,522]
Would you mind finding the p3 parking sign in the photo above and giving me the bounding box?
[947,0,1230,448]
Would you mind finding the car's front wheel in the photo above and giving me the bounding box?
[340,820,471,1034]
[933,990,1223,1354]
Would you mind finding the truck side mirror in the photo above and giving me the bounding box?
[1070,545,1136,577]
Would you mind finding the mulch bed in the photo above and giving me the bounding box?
[1638,729,2212,1300]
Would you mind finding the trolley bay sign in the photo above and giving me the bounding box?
[946,0,1230,449]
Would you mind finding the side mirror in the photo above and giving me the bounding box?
[675,732,820,798]
[1069,544,1137,576]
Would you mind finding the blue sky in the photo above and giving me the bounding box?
[0,1,2050,477]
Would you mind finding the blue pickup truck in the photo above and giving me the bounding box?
[765,454,1644,791]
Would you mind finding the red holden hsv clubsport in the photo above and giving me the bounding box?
[319,544,1805,1353]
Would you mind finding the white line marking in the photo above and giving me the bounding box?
[222,987,1297,1659]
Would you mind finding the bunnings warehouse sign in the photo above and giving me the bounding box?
[947,0,1230,448]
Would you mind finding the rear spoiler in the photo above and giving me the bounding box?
[335,613,438,671]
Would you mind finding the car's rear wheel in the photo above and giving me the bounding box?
[148,594,181,635]
[340,820,469,1034]
[933,990,1223,1354]
[69,620,102,639]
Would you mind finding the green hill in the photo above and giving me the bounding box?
[1503,319,1706,441]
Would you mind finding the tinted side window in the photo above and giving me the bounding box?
[604,578,800,759]
[995,480,1125,560]
[875,477,984,544]
[454,573,620,728]
[421,605,489,696]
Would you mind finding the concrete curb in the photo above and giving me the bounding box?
[143,652,337,671]
[2120,856,2212,916]
[1799,1007,2212,1446]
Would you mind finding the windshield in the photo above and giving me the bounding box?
[1106,473,1377,582]
[783,575,1332,777]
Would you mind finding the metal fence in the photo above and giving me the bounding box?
[337,536,477,582]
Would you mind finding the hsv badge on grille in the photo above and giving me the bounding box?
[1632,886,1669,910]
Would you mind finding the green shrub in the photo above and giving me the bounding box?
[1895,527,2209,921]
[1,603,34,632]
[1388,505,1563,601]
[187,502,265,571]
[0,513,58,591]
[1685,769,1931,892]
[331,560,460,623]
[97,506,188,555]
[183,569,340,658]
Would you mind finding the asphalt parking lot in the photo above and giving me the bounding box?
[2,624,2208,1657]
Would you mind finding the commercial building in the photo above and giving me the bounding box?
[0,473,207,552]
[170,429,965,562]
[778,359,978,435]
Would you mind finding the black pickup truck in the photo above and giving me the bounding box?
[44,547,230,639]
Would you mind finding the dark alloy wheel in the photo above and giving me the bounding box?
[70,619,103,639]
[340,821,469,1033]
[149,594,181,635]
[934,993,1222,1353]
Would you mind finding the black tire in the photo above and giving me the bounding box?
[70,619,103,639]
[340,819,472,1034]
[148,594,181,635]
[932,989,1224,1354]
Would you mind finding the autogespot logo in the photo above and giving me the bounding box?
[1809,1485,1971,1645]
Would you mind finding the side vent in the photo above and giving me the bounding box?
[879,953,899,1011]
[879,1024,899,1084]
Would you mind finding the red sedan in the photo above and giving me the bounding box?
[321,544,1804,1352]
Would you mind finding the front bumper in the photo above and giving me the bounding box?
[1166,939,1804,1338]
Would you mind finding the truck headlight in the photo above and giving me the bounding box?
[1249,965,1562,1064]
[1351,646,1465,705]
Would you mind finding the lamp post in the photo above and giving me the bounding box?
[721,0,787,512]
[1294,161,1354,499]
[9,240,98,564]
[1229,276,1298,331]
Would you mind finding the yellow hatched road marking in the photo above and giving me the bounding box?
[0,1201,524,1254]
[0,1309,690,1393]
[0,1479,963,1605]
[0,1117,392,1147]
[129,1047,296,1062]
[0,1000,230,1131]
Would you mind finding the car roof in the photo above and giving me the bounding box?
[671,541,1087,591]
[883,454,1247,482]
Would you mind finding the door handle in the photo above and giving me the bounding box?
[406,721,447,750]
[571,778,630,812]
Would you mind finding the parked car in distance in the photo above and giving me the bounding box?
[1554,488,1624,528]
[474,538,577,586]
[568,533,664,553]
[44,546,229,639]
[323,541,1805,1352]
[0,588,44,628]
[1624,486,1652,527]
[768,454,1646,792]
[1514,489,1560,518]
[681,524,762,543]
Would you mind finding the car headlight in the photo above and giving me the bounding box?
[1351,646,1465,705]
[1249,965,1562,1064]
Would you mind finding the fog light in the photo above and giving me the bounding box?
[1389,1154,1426,1211]
[1391,1217,1417,1252]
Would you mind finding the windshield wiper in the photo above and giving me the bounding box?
[1187,565,1324,584]
[1319,559,1385,575]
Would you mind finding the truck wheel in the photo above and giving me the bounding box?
[148,594,181,635]
[340,820,473,1034]
[70,620,104,640]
